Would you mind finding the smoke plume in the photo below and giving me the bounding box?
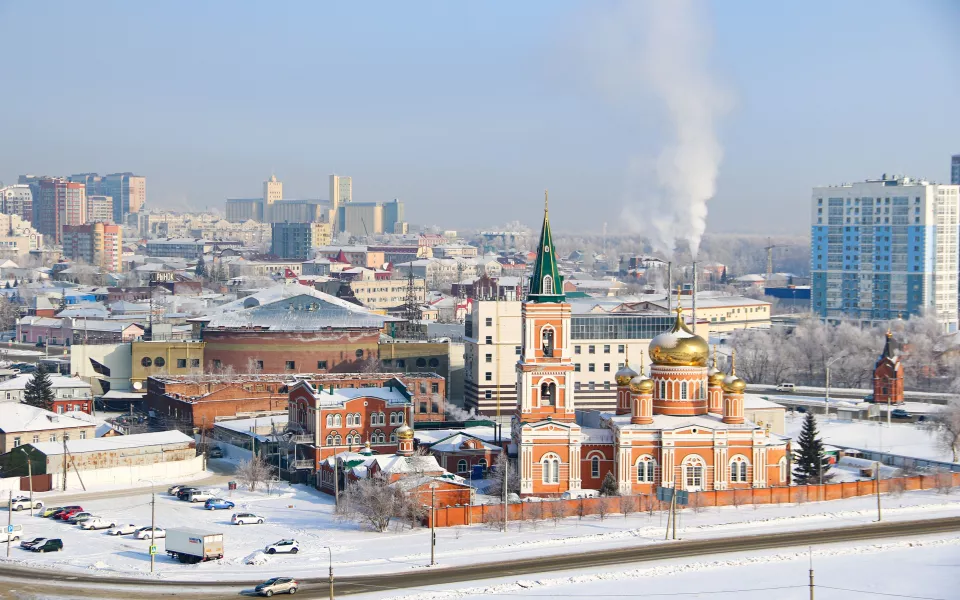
[584,1,731,257]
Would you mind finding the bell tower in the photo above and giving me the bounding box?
[516,192,576,423]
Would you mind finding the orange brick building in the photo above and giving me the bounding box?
[873,331,904,405]
[514,202,790,497]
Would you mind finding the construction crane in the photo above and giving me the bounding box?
[764,238,797,278]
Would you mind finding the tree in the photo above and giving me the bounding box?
[486,452,519,497]
[927,398,960,463]
[195,255,207,279]
[22,365,54,410]
[793,412,831,484]
[0,295,20,330]
[236,454,273,492]
[599,471,619,496]
[341,473,402,532]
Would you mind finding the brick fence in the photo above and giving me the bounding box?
[425,472,960,528]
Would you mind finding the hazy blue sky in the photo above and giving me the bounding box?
[1,0,957,236]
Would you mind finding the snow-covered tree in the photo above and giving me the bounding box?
[793,412,831,484]
[599,471,619,496]
[23,365,54,410]
[927,398,960,463]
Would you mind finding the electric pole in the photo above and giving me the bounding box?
[326,546,334,600]
[6,491,12,558]
[503,458,508,534]
[150,487,156,573]
[875,461,882,522]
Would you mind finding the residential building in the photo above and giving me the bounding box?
[338,202,383,236]
[130,341,205,390]
[34,179,86,244]
[225,198,264,222]
[349,278,425,309]
[0,404,95,453]
[227,259,302,278]
[69,320,144,345]
[952,155,960,185]
[811,175,960,331]
[0,375,93,415]
[67,173,102,196]
[270,222,332,260]
[382,199,405,234]
[62,222,123,273]
[145,238,242,259]
[268,200,325,224]
[315,246,386,269]
[86,195,114,223]
[329,174,352,217]
[0,213,43,255]
[263,174,282,215]
[101,172,146,222]
[0,184,33,221]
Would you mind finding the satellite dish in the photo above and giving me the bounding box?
[133,381,143,390]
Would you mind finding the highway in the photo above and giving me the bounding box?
[1,516,957,598]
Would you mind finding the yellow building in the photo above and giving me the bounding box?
[130,341,205,391]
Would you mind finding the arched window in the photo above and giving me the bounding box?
[636,455,657,483]
[325,434,334,446]
[478,458,487,471]
[333,414,342,427]
[541,453,560,484]
[389,412,397,425]
[457,460,468,473]
[346,414,354,427]
[541,326,555,357]
[683,456,705,491]
[730,456,749,483]
[333,434,342,445]
[390,432,397,443]
[680,381,688,400]
[326,415,333,427]
[660,380,666,399]
[540,380,557,406]
[356,413,363,425]
[779,457,788,483]
[591,456,600,478]
[542,274,553,295]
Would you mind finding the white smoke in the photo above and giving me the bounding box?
[581,1,732,257]
[444,404,480,421]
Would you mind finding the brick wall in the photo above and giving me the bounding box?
[202,330,380,374]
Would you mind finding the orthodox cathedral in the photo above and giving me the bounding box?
[511,201,791,496]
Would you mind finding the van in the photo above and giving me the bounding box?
[775,383,796,392]
[31,538,63,553]
[1,524,22,542]
[561,489,599,500]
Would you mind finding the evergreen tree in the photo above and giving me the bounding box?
[599,471,620,496]
[4,281,10,289]
[23,365,54,410]
[720,266,728,284]
[195,255,207,278]
[793,412,831,484]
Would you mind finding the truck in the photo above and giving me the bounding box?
[164,528,224,564]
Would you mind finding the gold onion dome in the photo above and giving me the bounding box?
[629,374,655,394]
[615,364,638,386]
[396,423,414,440]
[648,307,709,367]
[722,375,746,393]
[709,369,727,386]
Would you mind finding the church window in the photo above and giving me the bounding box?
[591,456,600,478]
[541,454,560,484]
[541,326,555,357]
[637,456,656,483]
[680,381,688,400]
[333,434,342,445]
[478,458,487,470]
[457,460,468,474]
[660,381,666,399]
[325,434,334,446]
[346,414,354,427]
[779,457,788,483]
[390,432,397,443]
[542,275,553,295]
[540,381,557,406]
[333,414,342,427]
[326,415,333,427]
[730,456,749,483]
[683,456,705,491]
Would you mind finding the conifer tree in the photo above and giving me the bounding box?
[599,471,620,496]
[23,365,54,410]
[793,412,831,484]
[195,255,207,279]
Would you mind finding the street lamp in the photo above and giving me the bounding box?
[16,447,34,516]
[324,546,334,600]
[138,479,156,573]
[824,354,845,419]
[429,481,440,566]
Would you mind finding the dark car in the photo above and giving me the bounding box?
[208,447,223,459]
[863,394,875,403]
[796,406,807,413]
[31,539,63,553]
[176,487,200,500]
[20,537,46,550]
[891,409,912,419]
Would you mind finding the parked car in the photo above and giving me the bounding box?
[264,540,299,555]
[796,406,808,413]
[20,537,46,550]
[10,496,42,511]
[107,524,138,536]
[67,512,95,524]
[31,539,63,553]
[560,489,599,500]
[187,490,217,503]
[1,524,22,542]
[55,507,84,520]
[255,577,299,596]
[134,526,165,540]
[81,518,117,531]
[176,487,201,501]
[39,506,63,518]
[863,394,875,403]
[891,409,912,419]
[168,484,189,496]
[204,498,235,511]
[232,513,265,525]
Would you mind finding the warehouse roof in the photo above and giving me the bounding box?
[27,430,194,456]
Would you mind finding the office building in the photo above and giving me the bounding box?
[0,185,33,221]
[338,202,383,236]
[952,154,960,185]
[811,175,960,331]
[270,222,332,260]
[62,222,123,273]
[225,198,264,222]
[330,174,352,212]
[68,173,103,197]
[382,198,405,234]
[86,195,114,223]
[101,172,146,222]
[34,179,86,244]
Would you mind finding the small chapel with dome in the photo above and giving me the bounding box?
[511,200,790,496]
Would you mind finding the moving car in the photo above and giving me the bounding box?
[39,506,63,518]
[19,537,46,550]
[232,513,265,525]
[31,539,63,553]
[891,409,912,419]
[55,507,84,520]
[264,540,299,555]
[10,496,42,511]
[134,526,165,540]
[107,524,138,536]
[255,577,299,596]
[204,498,235,511]
[67,511,95,524]
[775,383,796,392]
[81,518,118,531]
[208,447,224,459]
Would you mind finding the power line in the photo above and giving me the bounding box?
[816,587,949,600]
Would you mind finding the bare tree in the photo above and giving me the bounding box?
[731,488,745,509]
[245,357,263,375]
[619,494,635,519]
[487,452,519,497]
[526,500,543,530]
[341,473,402,532]
[933,470,954,495]
[236,454,272,492]
[927,398,960,463]
[595,497,610,521]
[482,504,505,531]
[549,500,565,526]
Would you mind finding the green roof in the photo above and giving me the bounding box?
[527,192,564,303]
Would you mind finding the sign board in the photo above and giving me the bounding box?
[150,272,176,284]
[149,545,158,555]
[656,487,689,505]
[868,405,881,418]
[6,525,13,534]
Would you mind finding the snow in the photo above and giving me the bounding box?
[29,430,194,456]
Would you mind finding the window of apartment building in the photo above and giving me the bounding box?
[420,401,428,413]
[177,359,187,368]
[317,360,328,370]
[285,360,296,370]
[588,382,595,391]
[588,345,595,354]
[603,345,610,353]
[603,363,610,372]
[191,359,200,368]
[485,353,492,363]
[485,317,492,326]
[420,382,427,393]
[574,382,581,391]
[574,364,581,372]
[588,363,595,372]
[485,372,492,381]
[485,336,492,344]
[431,383,439,393]
[618,344,625,354]
[574,345,581,354]
[515,346,521,355]
[485,390,492,399]
[12,437,20,448]
[397,359,405,368]
[604,382,611,390]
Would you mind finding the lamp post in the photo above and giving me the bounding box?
[429,481,439,566]
[825,354,845,419]
[325,546,334,600]
[17,447,33,516]
[138,479,156,573]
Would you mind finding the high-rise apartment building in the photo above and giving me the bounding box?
[34,179,87,244]
[270,222,332,259]
[329,174,352,210]
[86,196,114,223]
[263,174,283,221]
[382,198,405,234]
[811,175,960,331]
[0,185,33,221]
[101,173,146,223]
[952,154,960,185]
[68,173,103,197]
[62,222,122,273]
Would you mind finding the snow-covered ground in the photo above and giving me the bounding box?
[3,479,959,582]
[785,412,954,462]
[366,533,960,600]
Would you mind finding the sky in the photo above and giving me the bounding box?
[1,0,958,238]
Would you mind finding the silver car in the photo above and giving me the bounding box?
[255,577,299,596]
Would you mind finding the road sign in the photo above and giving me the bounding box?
[6,525,13,534]
[149,545,157,555]
[656,487,689,505]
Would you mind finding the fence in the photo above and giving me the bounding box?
[829,444,960,474]
[424,472,960,528]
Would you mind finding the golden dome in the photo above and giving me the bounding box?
[629,374,654,394]
[396,423,414,440]
[722,375,746,394]
[708,368,726,386]
[615,364,638,386]
[648,307,709,367]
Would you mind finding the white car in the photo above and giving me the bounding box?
[188,490,217,503]
[107,523,138,536]
[264,539,300,555]
[10,496,42,512]
[81,518,118,531]
[231,513,265,525]
[134,526,165,540]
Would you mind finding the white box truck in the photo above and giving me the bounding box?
[165,528,224,564]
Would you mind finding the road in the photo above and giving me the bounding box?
[0,515,957,598]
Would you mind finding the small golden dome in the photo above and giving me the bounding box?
[615,364,638,386]
[648,307,709,367]
[708,368,726,386]
[396,423,414,440]
[722,375,746,393]
[629,374,654,394]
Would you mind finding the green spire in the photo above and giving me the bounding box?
[527,190,564,303]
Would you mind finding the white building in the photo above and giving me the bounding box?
[0,185,33,220]
[0,374,93,406]
[811,176,960,331]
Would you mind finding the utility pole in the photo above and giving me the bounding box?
[875,461,882,522]
[333,456,339,511]
[429,482,438,566]
[6,491,11,558]
[19,448,34,516]
[671,487,678,540]
[201,416,207,471]
[150,487,156,573]
[62,435,68,491]
[808,547,815,600]
[326,546,334,600]
[502,458,508,534]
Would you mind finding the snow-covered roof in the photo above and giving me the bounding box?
[413,426,499,445]
[743,394,786,410]
[391,474,471,492]
[428,432,502,453]
[370,453,443,475]
[28,430,194,456]
[214,415,288,438]
[18,316,63,328]
[0,374,92,391]
[0,404,93,433]
[606,412,762,433]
